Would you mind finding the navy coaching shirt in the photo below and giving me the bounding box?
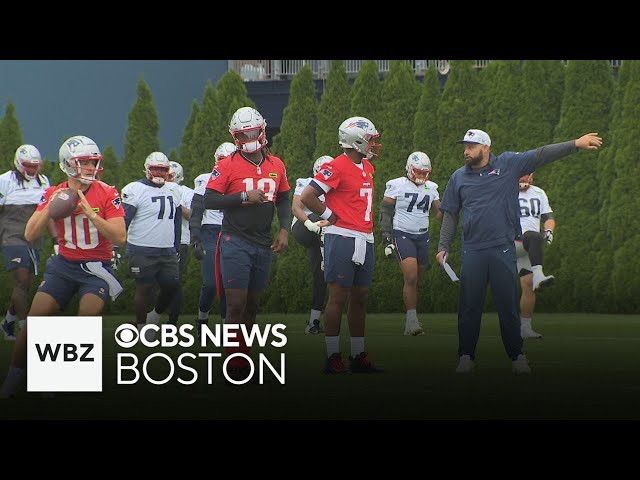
[439,151,539,251]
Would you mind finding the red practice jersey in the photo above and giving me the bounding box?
[206,151,290,247]
[313,153,375,233]
[37,181,125,261]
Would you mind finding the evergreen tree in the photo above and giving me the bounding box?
[192,81,225,176]
[0,102,24,172]
[368,61,422,313]
[413,66,441,156]
[350,60,383,127]
[122,77,161,183]
[544,60,613,311]
[269,65,318,312]
[217,70,255,121]
[314,60,352,160]
[606,63,640,310]
[271,65,317,182]
[483,60,522,152]
[99,146,119,187]
[179,100,201,187]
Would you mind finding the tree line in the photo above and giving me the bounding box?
[1,60,637,315]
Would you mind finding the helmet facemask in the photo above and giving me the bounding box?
[232,127,267,154]
[66,156,103,184]
[409,166,431,185]
[14,145,42,181]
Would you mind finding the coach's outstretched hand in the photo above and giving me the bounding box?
[575,133,603,150]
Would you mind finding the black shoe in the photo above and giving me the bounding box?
[349,352,384,373]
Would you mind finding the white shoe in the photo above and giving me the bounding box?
[521,326,543,339]
[404,319,425,336]
[512,354,531,374]
[533,273,555,291]
[456,354,475,373]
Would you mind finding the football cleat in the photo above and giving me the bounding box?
[1,319,16,341]
[349,352,384,373]
[305,319,324,334]
[324,353,348,374]
[404,318,425,336]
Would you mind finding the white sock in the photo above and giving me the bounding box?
[309,309,321,324]
[198,310,209,321]
[0,366,25,398]
[406,309,417,322]
[350,337,364,358]
[5,310,18,324]
[521,317,532,328]
[146,309,161,325]
[325,336,340,357]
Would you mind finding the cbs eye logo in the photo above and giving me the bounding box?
[115,324,139,348]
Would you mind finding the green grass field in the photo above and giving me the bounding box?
[1,313,639,420]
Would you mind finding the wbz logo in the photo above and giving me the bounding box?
[27,317,102,392]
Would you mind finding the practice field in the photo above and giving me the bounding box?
[1,313,639,420]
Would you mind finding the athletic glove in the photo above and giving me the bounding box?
[191,238,206,261]
[304,219,322,234]
[544,229,554,245]
[382,235,396,258]
[111,248,122,270]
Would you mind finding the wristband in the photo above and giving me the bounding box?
[319,207,333,221]
[241,191,248,202]
[90,213,97,221]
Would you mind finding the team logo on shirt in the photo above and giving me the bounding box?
[112,197,122,209]
[320,169,332,180]
[488,168,501,176]
[211,170,221,179]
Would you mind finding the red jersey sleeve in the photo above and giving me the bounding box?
[206,158,231,193]
[313,161,341,191]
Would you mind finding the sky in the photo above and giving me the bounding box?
[0,60,228,161]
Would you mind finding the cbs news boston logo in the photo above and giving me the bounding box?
[27,317,287,392]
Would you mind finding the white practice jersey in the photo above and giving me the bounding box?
[292,177,326,228]
[122,180,183,248]
[194,173,223,225]
[178,184,195,245]
[518,185,552,234]
[0,171,50,247]
[384,177,439,234]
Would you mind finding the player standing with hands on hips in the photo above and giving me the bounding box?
[436,129,602,374]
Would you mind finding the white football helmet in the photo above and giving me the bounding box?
[313,155,334,176]
[338,116,381,160]
[58,135,103,184]
[144,152,171,185]
[405,152,432,185]
[214,142,236,164]
[169,161,184,184]
[229,107,268,154]
[14,144,42,180]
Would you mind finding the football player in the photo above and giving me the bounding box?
[189,142,234,336]
[291,155,333,335]
[121,152,182,338]
[300,116,384,374]
[379,151,442,336]
[515,173,556,339]
[0,145,51,340]
[204,107,291,382]
[1,135,126,398]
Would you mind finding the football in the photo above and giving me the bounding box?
[48,189,80,220]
